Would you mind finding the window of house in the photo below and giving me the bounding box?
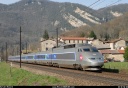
[69,40,70,43]
[73,40,75,43]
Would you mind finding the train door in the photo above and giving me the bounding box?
[75,48,82,64]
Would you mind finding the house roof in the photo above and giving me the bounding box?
[60,37,87,40]
[104,38,124,43]
[118,50,125,54]
[99,50,124,54]
[93,44,110,49]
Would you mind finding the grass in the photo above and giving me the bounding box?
[0,62,67,86]
[102,62,128,74]
[103,62,128,69]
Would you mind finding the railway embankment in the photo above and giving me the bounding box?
[10,62,128,86]
[0,62,66,86]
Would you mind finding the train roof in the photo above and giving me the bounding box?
[61,43,92,47]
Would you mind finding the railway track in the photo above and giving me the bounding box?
[10,62,128,86]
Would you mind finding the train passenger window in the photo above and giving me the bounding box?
[16,57,20,59]
[27,56,34,59]
[83,48,90,52]
[21,57,26,59]
[36,55,45,59]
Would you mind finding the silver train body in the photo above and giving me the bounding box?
[8,43,104,70]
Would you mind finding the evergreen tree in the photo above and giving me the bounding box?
[89,31,97,39]
[123,46,128,61]
[80,32,85,37]
[104,33,110,41]
[43,30,49,40]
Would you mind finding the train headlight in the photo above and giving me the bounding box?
[99,58,104,60]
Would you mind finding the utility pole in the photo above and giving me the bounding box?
[26,42,27,54]
[6,42,8,63]
[1,47,3,62]
[56,27,58,48]
[20,26,22,68]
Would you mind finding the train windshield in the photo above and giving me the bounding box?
[83,48,90,52]
[91,47,98,52]
[83,47,98,52]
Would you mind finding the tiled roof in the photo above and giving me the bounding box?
[118,50,125,54]
[99,50,124,54]
[94,44,110,49]
[104,38,124,43]
[60,37,87,40]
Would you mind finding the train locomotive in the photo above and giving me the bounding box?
[8,43,104,71]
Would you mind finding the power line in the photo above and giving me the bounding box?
[88,0,101,8]
[106,0,122,8]
[91,0,106,9]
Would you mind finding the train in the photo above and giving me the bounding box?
[8,43,104,71]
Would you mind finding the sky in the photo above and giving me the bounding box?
[0,0,128,10]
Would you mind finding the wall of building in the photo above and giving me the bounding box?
[64,40,87,44]
[115,40,126,49]
[104,54,124,62]
[41,40,56,51]
[92,39,104,46]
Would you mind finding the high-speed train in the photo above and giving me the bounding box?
[8,43,104,70]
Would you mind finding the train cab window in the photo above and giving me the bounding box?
[83,48,90,52]
[91,47,98,52]
[78,49,82,52]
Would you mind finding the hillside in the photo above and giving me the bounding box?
[0,0,128,49]
[61,12,128,41]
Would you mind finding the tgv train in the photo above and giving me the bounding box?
[8,43,104,70]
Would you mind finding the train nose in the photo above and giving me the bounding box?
[86,57,104,66]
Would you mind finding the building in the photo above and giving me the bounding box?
[40,39,56,51]
[99,49,125,62]
[91,39,110,50]
[60,37,89,44]
[90,38,127,62]
[104,38,126,50]
[91,38,127,50]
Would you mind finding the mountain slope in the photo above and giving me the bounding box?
[61,12,128,41]
[0,0,128,49]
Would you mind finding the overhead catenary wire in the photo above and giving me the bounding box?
[88,0,122,10]
[91,0,106,9]
[88,0,101,8]
[105,0,122,8]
